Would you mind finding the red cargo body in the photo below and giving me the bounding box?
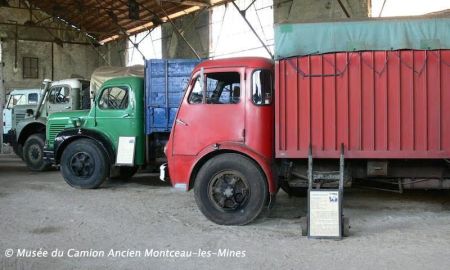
[275,50,450,159]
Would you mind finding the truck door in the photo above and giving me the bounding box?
[47,85,71,115]
[95,85,138,153]
[172,68,245,156]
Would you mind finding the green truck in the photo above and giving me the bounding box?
[44,59,199,188]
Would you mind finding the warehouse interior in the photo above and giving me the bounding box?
[1,0,450,269]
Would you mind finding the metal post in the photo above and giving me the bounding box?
[337,0,351,18]
[308,144,313,191]
[231,1,273,59]
[339,143,345,193]
[0,54,4,154]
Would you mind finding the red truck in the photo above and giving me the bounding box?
[162,17,450,225]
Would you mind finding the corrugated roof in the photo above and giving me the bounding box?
[27,0,228,44]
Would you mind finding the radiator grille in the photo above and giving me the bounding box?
[48,124,66,144]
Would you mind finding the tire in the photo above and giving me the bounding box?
[14,144,24,160]
[23,134,51,171]
[194,153,268,225]
[280,182,307,197]
[60,138,110,189]
[110,166,138,180]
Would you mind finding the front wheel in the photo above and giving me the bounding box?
[23,133,51,171]
[60,139,110,189]
[194,153,268,225]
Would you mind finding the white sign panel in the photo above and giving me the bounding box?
[116,136,136,165]
[309,190,340,238]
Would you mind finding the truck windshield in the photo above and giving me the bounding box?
[6,94,25,109]
[252,70,273,105]
[98,86,129,110]
[188,72,240,104]
[49,86,70,104]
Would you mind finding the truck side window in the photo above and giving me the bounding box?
[188,72,240,104]
[252,70,273,105]
[28,93,38,104]
[81,81,91,110]
[206,72,240,104]
[49,86,70,104]
[98,86,129,110]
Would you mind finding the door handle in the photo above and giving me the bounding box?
[65,106,71,109]
[176,119,188,126]
[121,113,131,118]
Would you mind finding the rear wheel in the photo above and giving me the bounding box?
[23,133,51,171]
[60,139,110,189]
[194,153,268,225]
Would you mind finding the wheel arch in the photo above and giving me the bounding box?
[54,129,115,165]
[188,146,276,193]
[18,122,46,146]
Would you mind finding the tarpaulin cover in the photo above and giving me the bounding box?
[90,65,144,94]
[274,17,450,59]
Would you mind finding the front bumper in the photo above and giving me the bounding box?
[4,129,21,157]
[159,163,168,181]
[2,133,11,144]
[4,129,16,145]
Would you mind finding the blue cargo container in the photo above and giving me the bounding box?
[145,59,201,135]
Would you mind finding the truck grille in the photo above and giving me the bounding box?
[48,124,66,145]
[15,114,25,125]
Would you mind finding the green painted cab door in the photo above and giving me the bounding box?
[94,85,142,165]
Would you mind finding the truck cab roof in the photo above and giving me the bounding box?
[194,57,273,72]
[50,78,89,88]
[101,76,143,87]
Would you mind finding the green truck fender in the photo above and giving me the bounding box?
[52,128,115,165]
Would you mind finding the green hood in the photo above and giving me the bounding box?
[48,110,90,122]
[47,110,90,148]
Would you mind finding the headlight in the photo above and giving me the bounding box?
[70,117,81,127]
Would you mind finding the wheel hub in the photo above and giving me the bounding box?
[223,186,234,197]
[69,152,94,178]
[208,171,249,212]
[29,144,41,163]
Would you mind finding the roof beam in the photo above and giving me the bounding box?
[161,0,211,7]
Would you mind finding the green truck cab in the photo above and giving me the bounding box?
[45,59,200,189]
[45,77,145,188]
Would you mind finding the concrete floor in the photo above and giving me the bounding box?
[1,154,450,270]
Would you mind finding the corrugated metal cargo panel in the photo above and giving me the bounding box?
[275,50,450,159]
[145,59,200,135]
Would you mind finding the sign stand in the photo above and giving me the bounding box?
[306,144,349,239]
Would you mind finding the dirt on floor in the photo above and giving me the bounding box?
[1,154,450,270]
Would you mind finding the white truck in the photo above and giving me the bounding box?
[7,78,90,171]
[3,89,42,141]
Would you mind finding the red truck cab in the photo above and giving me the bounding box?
[165,57,275,225]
